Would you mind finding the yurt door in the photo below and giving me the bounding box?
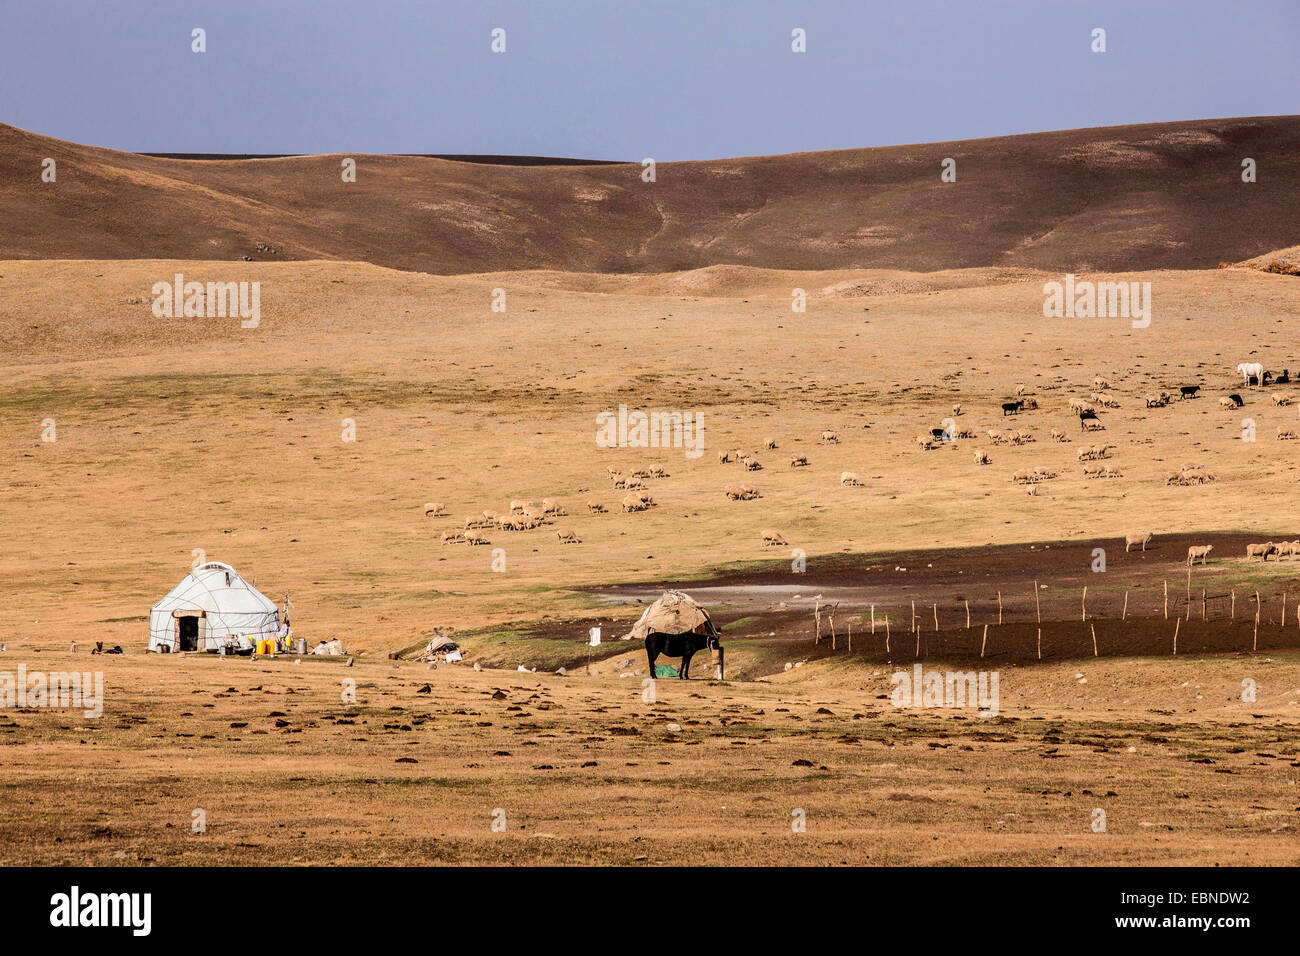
[178,616,199,652]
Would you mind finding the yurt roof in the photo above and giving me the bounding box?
[152,562,278,616]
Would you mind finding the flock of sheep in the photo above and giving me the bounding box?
[420,360,1291,560]
[907,363,1300,493]
[426,498,582,546]
[1121,534,1298,566]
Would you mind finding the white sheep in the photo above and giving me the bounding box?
[1124,531,1153,552]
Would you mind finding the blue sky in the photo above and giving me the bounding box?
[1,0,1296,159]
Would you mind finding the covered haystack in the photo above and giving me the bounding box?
[623,590,719,643]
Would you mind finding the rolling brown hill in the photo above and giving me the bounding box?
[2,116,1298,274]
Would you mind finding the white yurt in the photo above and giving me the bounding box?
[148,561,280,652]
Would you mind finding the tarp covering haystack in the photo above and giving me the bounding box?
[623,590,719,643]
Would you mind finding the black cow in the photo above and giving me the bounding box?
[1178,385,1200,399]
[1229,393,1244,407]
[1001,401,1023,416]
[1277,369,1291,384]
[930,427,952,442]
[645,629,721,680]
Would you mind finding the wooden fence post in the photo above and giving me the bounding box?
[1173,617,1179,656]
[1164,580,1168,620]
[997,591,1003,625]
[980,624,988,659]
[1122,590,1128,621]
[1035,582,1041,624]
[1081,586,1087,622]
[1036,627,1042,660]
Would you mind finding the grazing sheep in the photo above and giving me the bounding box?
[973,450,990,465]
[840,471,864,486]
[622,492,655,512]
[555,529,580,544]
[586,500,606,513]
[1010,429,1035,445]
[1013,467,1055,484]
[915,433,937,450]
[986,428,1006,444]
[1080,410,1104,431]
[482,509,500,523]
[1081,463,1123,478]
[956,426,978,439]
[423,502,447,517]
[542,498,566,515]
[1278,428,1298,441]
[1124,531,1154,552]
[764,438,777,450]
[1144,394,1165,408]
[742,456,762,471]
[821,430,840,444]
[624,478,647,491]
[718,450,732,464]
[1219,396,1237,409]
[739,483,759,499]
[1077,444,1108,462]
[723,483,759,501]
[1022,397,1039,410]
[1092,392,1121,408]
[952,403,962,416]
[1094,376,1111,390]
[464,530,490,546]
[1016,383,1026,396]
[611,474,629,489]
[647,465,668,478]
[464,515,485,530]
[789,454,809,467]
[1050,428,1070,443]
[1247,542,1277,562]
[440,530,464,545]
[509,499,530,512]
[1186,545,1213,565]
[761,529,788,547]
[1272,392,1295,406]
